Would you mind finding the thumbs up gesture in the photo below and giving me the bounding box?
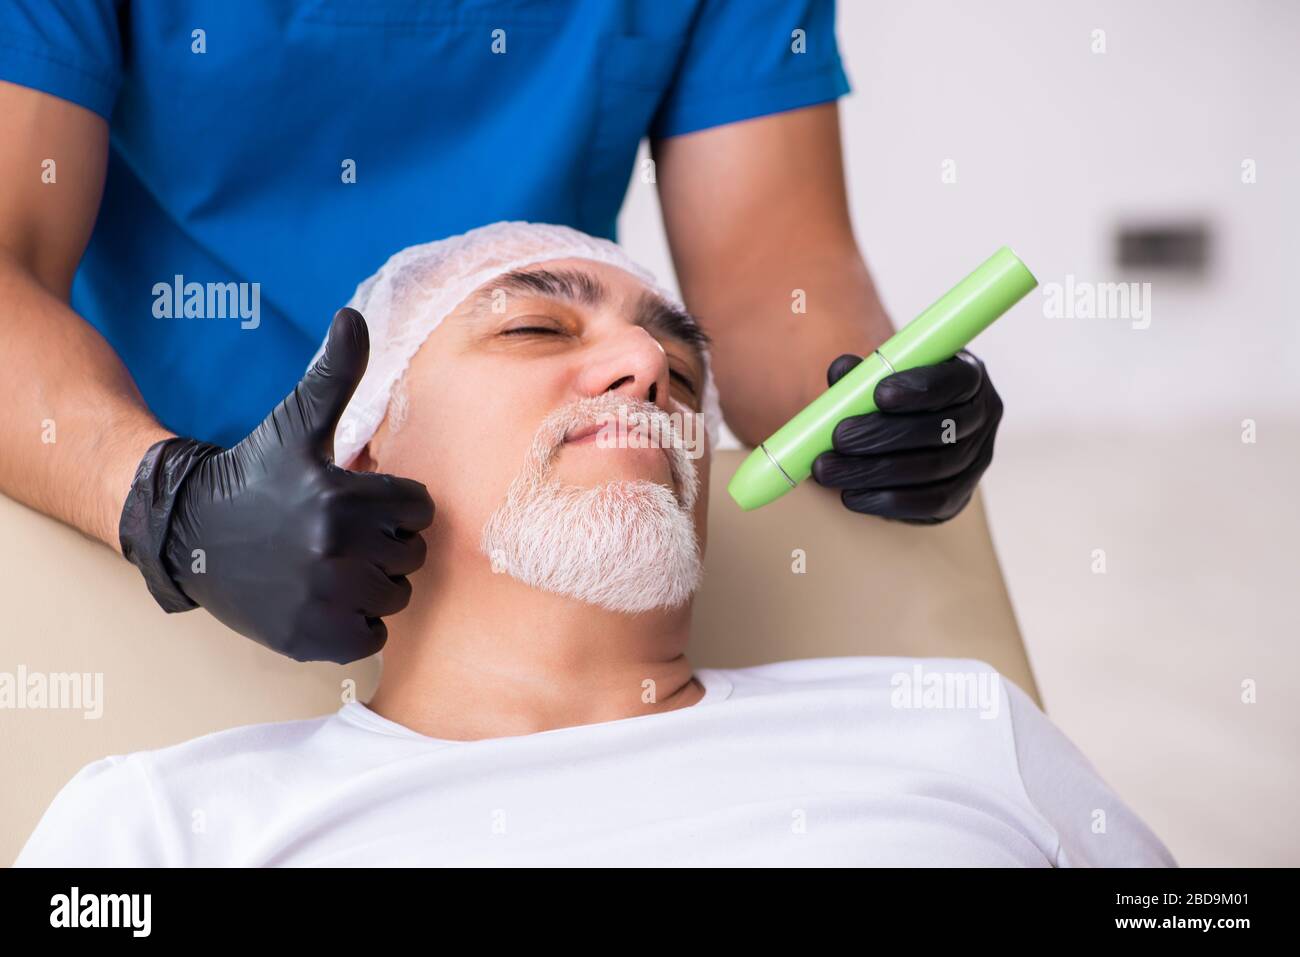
[118,309,435,663]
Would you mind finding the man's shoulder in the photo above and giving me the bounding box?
[53,712,343,813]
[716,656,1024,739]
[16,712,344,866]
[127,711,340,781]
[718,655,1010,692]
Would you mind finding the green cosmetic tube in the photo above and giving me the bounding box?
[727,246,1038,511]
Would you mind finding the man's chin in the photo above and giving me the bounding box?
[583,476,687,511]
[480,478,703,615]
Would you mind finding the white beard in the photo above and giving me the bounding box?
[480,394,704,614]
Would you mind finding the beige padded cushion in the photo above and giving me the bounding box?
[0,448,1036,863]
[693,453,1038,696]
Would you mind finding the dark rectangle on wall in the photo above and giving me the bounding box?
[1114,221,1211,273]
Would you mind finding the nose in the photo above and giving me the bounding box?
[575,324,674,411]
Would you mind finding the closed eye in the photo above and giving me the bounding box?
[500,327,698,395]
[500,326,563,337]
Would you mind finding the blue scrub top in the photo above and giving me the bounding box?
[1,0,850,447]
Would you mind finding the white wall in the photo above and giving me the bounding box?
[621,0,1300,436]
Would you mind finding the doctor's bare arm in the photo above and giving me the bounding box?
[0,80,174,551]
[654,101,894,447]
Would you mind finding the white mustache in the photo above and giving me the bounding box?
[525,393,700,511]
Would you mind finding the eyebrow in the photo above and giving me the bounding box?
[466,267,712,383]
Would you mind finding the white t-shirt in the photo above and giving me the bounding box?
[15,656,1176,867]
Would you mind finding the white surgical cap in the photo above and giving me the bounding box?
[309,221,724,468]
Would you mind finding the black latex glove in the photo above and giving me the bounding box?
[119,308,435,663]
[810,349,1003,524]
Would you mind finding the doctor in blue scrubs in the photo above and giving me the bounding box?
[0,1,1005,662]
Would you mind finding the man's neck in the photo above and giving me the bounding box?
[366,553,702,741]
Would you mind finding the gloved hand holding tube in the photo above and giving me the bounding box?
[728,247,1037,517]
[117,308,435,664]
[813,346,1003,523]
